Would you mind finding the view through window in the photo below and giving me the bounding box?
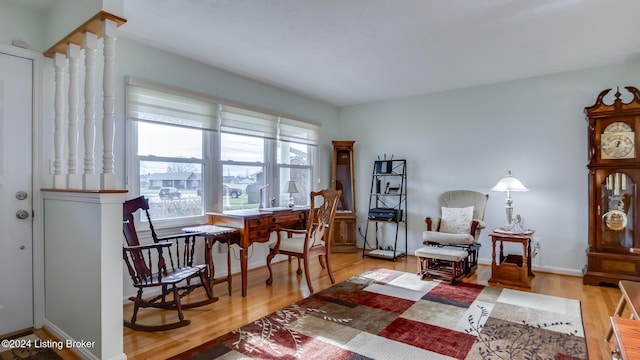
[137,121,206,221]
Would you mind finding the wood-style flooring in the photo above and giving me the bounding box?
[40,252,626,359]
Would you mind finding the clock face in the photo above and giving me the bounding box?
[601,122,635,159]
[602,134,635,159]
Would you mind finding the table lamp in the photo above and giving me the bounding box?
[286,180,298,208]
[491,170,528,230]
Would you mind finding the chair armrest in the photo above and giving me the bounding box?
[473,219,486,230]
[124,241,172,251]
[424,217,441,231]
[156,231,205,242]
[273,226,306,235]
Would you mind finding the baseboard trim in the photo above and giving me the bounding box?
[477,258,583,277]
[42,320,126,360]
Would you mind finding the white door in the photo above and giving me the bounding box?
[0,51,33,335]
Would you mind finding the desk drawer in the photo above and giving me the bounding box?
[248,227,271,242]
[248,216,270,228]
[272,211,307,229]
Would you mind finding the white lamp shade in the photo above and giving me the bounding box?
[287,180,299,194]
[491,170,528,192]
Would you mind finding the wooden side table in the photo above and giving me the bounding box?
[606,280,640,342]
[488,230,535,289]
[610,317,640,360]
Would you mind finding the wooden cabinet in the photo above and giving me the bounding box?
[331,140,358,252]
[584,87,640,286]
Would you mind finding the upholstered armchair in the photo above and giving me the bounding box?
[423,190,489,274]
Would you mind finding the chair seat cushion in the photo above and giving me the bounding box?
[415,246,468,262]
[269,234,325,253]
[423,230,474,245]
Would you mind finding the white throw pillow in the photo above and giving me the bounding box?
[440,206,474,234]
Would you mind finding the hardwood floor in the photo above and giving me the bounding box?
[52,252,627,359]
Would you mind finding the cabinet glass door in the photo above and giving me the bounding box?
[335,149,353,212]
[600,172,635,251]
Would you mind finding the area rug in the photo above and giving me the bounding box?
[0,332,63,360]
[171,268,588,359]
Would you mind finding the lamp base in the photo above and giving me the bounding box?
[500,223,513,231]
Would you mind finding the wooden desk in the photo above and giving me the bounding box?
[207,208,308,297]
[488,230,535,289]
[607,280,640,341]
[611,317,640,360]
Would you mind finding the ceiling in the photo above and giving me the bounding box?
[21,0,640,106]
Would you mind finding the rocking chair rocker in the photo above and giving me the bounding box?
[122,196,218,331]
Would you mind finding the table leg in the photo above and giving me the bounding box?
[521,240,529,286]
[606,295,627,341]
[240,247,248,297]
[527,242,535,277]
[205,237,215,287]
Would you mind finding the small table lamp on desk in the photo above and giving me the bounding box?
[488,229,535,289]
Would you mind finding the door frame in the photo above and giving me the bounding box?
[0,43,44,330]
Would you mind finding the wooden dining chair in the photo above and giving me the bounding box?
[265,188,341,294]
[122,196,218,331]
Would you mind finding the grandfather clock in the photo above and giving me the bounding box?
[584,86,640,285]
[331,140,358,252]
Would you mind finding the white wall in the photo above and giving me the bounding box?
[338,59,640,275]
[0,1,46,51]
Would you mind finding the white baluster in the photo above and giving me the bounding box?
[101,19,117,189]
[83,32,99,190]
[67,43,81,189]
[53,53,66,189]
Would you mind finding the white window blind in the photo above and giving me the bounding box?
[127,82,218,131]
[126,77,320,144]
[278,116,320,145]
[219,104,278,139]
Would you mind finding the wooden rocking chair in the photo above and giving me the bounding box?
[122,196,218,331]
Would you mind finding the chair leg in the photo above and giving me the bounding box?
[296,258,302,275]
[124,286,193,332]
[303,258,314,294]
[318,254,326,268]
[130,288,144,324]
[172,285,185,322]
[325,253,335,284]
[199,270,214,299]
[265,251,275,285]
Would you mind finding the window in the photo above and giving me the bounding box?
[126,78,217,225]
[220,133,265,210]
[278,141,314,207]
[126,77,320,226]
[219,106,318,210]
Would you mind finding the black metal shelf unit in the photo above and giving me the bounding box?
[362,159,407,261]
